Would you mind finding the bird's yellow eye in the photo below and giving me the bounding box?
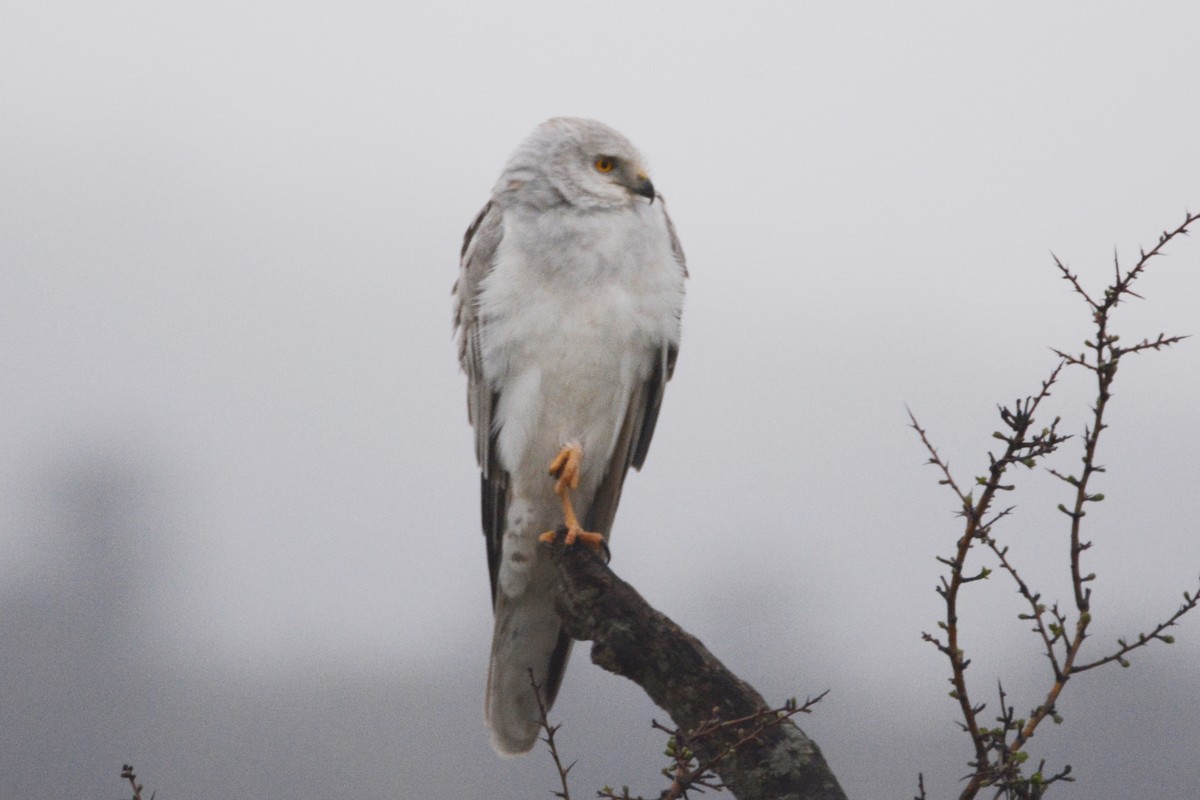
[594,157,614,173]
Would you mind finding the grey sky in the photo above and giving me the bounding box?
[2,3,1198,798]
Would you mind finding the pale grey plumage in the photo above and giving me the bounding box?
[454,117,686,754]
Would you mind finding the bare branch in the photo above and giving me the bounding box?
[120,765,151,800]
[543,536,847,800]
[530,670,575,800]
[1111,208,1200,296]
[1074,580,1200,672]
[915,207,1200,798]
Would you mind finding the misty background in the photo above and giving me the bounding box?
[3,3,1199,798]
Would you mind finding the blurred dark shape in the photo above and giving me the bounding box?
[1,445,164,798]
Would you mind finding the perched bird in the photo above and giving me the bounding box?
[454,118,687,755]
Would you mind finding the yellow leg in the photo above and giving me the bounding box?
[539,443,605,551]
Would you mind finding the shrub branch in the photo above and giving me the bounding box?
[912,208,1200,799]
[540,536,847,800]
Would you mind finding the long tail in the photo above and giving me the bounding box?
[485,588,574,755]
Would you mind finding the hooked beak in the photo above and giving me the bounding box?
[632,172,655,203]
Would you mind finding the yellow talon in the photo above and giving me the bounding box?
[548,444,582,493]
[540,444,604,553]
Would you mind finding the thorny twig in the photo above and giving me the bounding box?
[530,670,575,800]
[911,367,1069,785]
[913,208,1200,799]
[649,693,829,800]
[120,764,152,800]
[588,694,828,800]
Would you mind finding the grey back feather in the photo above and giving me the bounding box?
[454,200,509,601]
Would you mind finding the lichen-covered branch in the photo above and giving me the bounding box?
[542,539,847,800]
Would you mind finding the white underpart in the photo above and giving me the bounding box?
[470,119,687,754]
[478,199,683,598]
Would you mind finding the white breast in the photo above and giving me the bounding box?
[477,200,683,509]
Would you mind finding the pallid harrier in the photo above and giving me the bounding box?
[454,117,686,754]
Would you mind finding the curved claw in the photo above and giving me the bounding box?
[539,526,606,554]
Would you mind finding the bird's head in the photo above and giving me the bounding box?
[496,117,656,210]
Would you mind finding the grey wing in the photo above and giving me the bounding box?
[585,197,686,537]
[453,200,508,603]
